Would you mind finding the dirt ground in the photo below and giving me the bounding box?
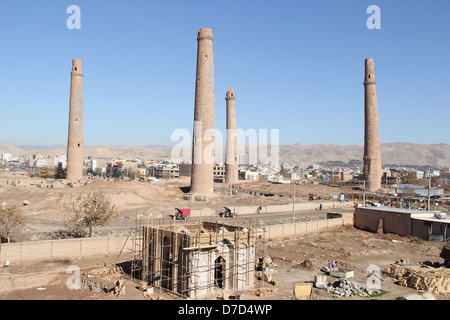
[255,225,449,300]
[0,173,449,301]
[0,225,448,301]
[0,174,353,241]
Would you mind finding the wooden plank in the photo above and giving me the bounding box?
[294,283,312,298]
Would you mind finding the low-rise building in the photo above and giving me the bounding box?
[149,164,179,179]
[398,184,444,197]
[213,163,225,179]
[440,172,450,185]
[33,158,55,168]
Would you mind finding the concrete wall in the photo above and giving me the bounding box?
[355,207,450,240]
[411,219,431,239]
[257,213,353,240]
[190,208,216,217]
[265,201,352,213]
[1,213,353,263]
[411,218,449,240]
[355,208,412,237]
[354,207,413,237]
[1,236,132,263]
[0,179,67,189]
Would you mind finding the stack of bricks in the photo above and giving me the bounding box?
[384,262,450,294]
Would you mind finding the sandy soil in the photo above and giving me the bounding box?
[1,174,448,301]
[254,225,449,300]
[0,225,448,301]
[0,174,353,241]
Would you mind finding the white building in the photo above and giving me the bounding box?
[1,153,13,162]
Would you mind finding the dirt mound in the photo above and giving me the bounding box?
[335,261,364,273]
[292,258,363,274]
[293,259,324,271]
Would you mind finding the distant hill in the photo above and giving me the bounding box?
[278,143,450,169]
[0,142,449,169]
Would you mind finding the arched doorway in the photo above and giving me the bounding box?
[214,256,226,289]
[162,236,173,289]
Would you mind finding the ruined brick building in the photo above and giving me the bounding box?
[140,221,256,298]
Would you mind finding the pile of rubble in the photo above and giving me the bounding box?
[252,287,278,297]
[255,271,278,286]
[326,279,379,298]
[81,265,126,296]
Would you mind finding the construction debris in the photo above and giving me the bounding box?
[314,275,328,289]
[255,270,278,285]
[326,279,379,298]
[252,287,278,297]
[329,269,354,279]
[383,262,450,295]
[440,244,450,265]
[81,265,126,296]
[139,281,147,291]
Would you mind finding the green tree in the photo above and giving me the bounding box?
[54,162,66,179]
[402,172,419,185]
[331,178,340,186]
[1,204,27,242]
[64,192,117,237]
[35,166,55,178]
[94,167,103,176]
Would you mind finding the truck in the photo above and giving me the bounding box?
[220,206,238,218]
[172,208,191,220]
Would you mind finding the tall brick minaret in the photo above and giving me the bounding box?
[190,28,215,194]
[225,87,238,185]
[66,59,84,180]
[363,58,382,192]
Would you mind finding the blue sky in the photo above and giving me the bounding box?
[0,0,449,147]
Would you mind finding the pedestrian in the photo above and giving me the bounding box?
[319,204,323,211]
[329,261,337,271]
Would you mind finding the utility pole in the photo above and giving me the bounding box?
[0,202,4,265]
[427,176,431,211]
[292,181,296,220]
[230,166,232,197]
[363,180,366,207]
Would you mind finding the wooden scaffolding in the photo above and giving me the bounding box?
[137,220,256,298]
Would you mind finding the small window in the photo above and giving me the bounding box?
[74,67,77,71]
[368,75,371,78]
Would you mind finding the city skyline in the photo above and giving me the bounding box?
[0,0,449,148]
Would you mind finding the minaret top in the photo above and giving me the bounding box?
[197,28,214,41]
[364,58,375,83]
[72,59,82,73]
[225,87,235,100]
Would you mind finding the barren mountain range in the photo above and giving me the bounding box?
[0,142,449,169]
